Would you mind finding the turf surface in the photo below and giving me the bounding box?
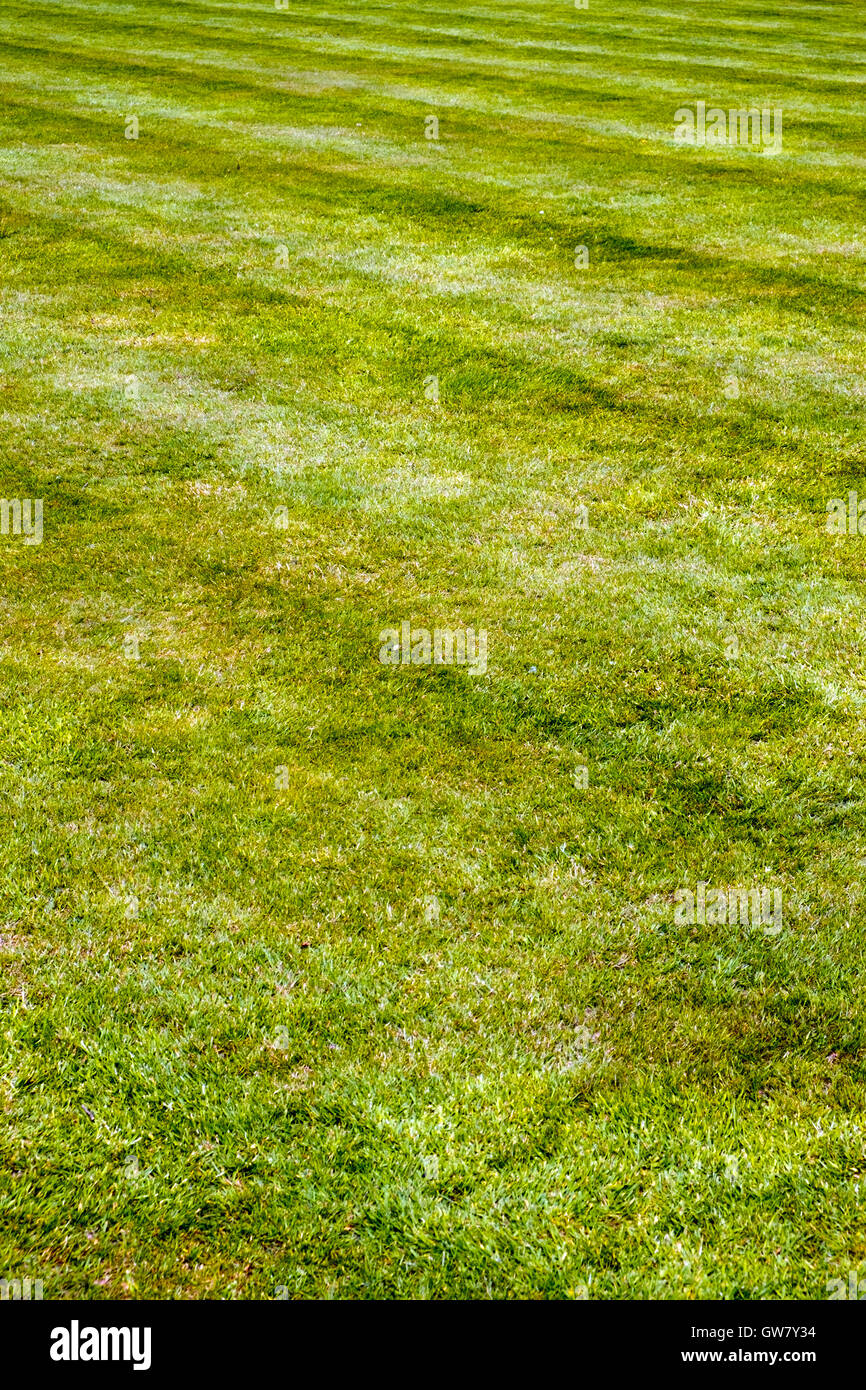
[1,0,865,1299]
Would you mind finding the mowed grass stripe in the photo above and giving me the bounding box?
[1,40,863,179]
[4,1,864,91]
[1,130,860,415]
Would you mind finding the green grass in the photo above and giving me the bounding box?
[1,0,865,1300]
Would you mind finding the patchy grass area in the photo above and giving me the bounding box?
[0,0,865,1299]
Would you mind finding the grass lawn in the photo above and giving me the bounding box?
[1,0,865,1300]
